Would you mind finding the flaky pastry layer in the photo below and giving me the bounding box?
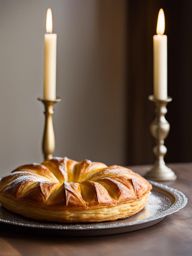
[0,193,149,222]
[0,157,152,222]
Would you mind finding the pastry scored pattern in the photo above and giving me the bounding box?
[0,157,152,222]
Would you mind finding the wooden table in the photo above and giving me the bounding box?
[0,163,191,256]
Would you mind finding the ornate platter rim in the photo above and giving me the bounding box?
[0,181,188,234]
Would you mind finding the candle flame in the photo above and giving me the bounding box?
[156,9,165,35]
[46,8,53,33]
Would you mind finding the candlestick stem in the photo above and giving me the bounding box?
[145,95,177,181]
[38,98,61,160]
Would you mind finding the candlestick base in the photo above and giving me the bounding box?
[145,95,177,181]
[38,98,61,161]
[145,163,176,181]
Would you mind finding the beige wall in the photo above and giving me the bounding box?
[0,0,127,175]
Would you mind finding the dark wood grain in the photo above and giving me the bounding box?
[0,164,191,256]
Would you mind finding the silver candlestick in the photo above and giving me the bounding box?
[145,95,177,181]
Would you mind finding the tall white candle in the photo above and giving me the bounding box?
[43,8,57,100]
[153,9,167,100]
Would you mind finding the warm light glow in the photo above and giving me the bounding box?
[156,9,165,35]
[46,8,53,33]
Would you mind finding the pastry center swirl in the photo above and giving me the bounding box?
[0,157,152,208]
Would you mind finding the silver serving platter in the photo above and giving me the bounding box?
[0,181,188,236]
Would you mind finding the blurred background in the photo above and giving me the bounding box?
[0,0,191,175]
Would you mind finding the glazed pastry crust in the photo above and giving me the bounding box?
[0,157,152,222]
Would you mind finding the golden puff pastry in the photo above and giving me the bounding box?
[0,157,152,222]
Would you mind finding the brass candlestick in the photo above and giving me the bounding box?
[145,95,177,181]
[38,98,61,160]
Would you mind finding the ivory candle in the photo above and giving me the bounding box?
[43,8,57,100]
[153,9,167,100]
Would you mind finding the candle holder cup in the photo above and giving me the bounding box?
[38,98,61,160]
[145,95,177,181]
